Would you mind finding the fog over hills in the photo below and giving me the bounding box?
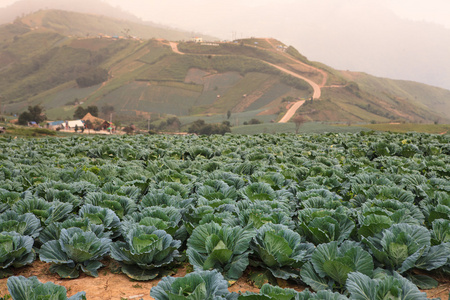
[0,0,449,91]
[0,6,448,123]
[108,0,450,91]
[0,0,140,23]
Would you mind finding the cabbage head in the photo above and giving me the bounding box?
[150,270,238,300]
[12,197,73,226]
[297,209,355,245]
[110,224,181,281]
[0,211,41,238]
[362,223,449,288]
[250,223,314,280]
[187,222,254,280]
[123,206,187,242]
[346,271,427,300]
[362,223,447,273]
[78,204,121,238]
[239,283,349,300]
[7,275,86,300]
[38,217,110,244]
[39,227,111,278]
[0,232,35,278]
[300,241,373,292]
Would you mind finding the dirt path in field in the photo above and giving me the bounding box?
[0,261,306,300]
[279,100,306,123]
[0,261,448,299]
[169,42,184,55]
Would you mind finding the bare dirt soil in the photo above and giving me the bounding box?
[278,100,305,123]
[1,260,448,299]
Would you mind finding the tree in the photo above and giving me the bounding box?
[86,106,99,117]
[188,119,231,135]
[166,117,181,131]
[73,107,86,119]
[73,105,99,119]
[248,118,262,125]
[293,115,304,134]
[18,105,46,125]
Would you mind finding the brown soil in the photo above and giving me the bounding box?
[0,261,261,300]
[1,261,448,299]
[278,100,305,123]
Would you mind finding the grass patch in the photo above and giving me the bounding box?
[356,123,450,134]
[178,42,290,65]
[231,122,370,135]
[2,126,59,137]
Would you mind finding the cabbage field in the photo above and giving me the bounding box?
[0,132,449,299]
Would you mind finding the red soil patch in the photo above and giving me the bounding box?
[0,261,448,299]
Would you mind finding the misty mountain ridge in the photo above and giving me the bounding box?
[0,9,449,126]
[0,0,140,24]
[2,0,450,91]
[0,0,210,38]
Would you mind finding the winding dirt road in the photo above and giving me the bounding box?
[169,41,317,123]
[264,38,328,87]
[278,100,305,123]
[265,62,321,99]
[169,42,184,55]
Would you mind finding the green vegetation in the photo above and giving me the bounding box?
[151,270,236,300]
[285,46,310,64]
[187,119,231,135]
[0,132,447,298]
[357,123,450,134]
[237,38,278,49]
[178,42,290,65]
[0,33,132,103]
[0,9,448,127]
[1,126,58,137]
[18,105,46,125]
[6,276,86,300]
[279,73,312,91]
[21,10,200,41]
[73,105,99,119]
[110,223,181,280]
[76,67,108,88]
[0,232,35,278]
[231,122,370,135]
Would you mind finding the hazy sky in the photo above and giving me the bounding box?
[102,0,450,32]
[1,0,449,30]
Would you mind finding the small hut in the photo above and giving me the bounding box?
[82,113,106,129]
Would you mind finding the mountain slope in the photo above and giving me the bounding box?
[0,0,142,24]
[0,10,449,125]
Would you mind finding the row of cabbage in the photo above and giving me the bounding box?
[0,132,449,299]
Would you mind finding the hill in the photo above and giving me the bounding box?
[0,0,147,25]
[0,10,449,127]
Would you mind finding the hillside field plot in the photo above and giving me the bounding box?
[0,132,449,299]
[97,82,202,116]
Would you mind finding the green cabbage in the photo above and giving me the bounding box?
[110,224,181,280]
[39,227,111,278]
